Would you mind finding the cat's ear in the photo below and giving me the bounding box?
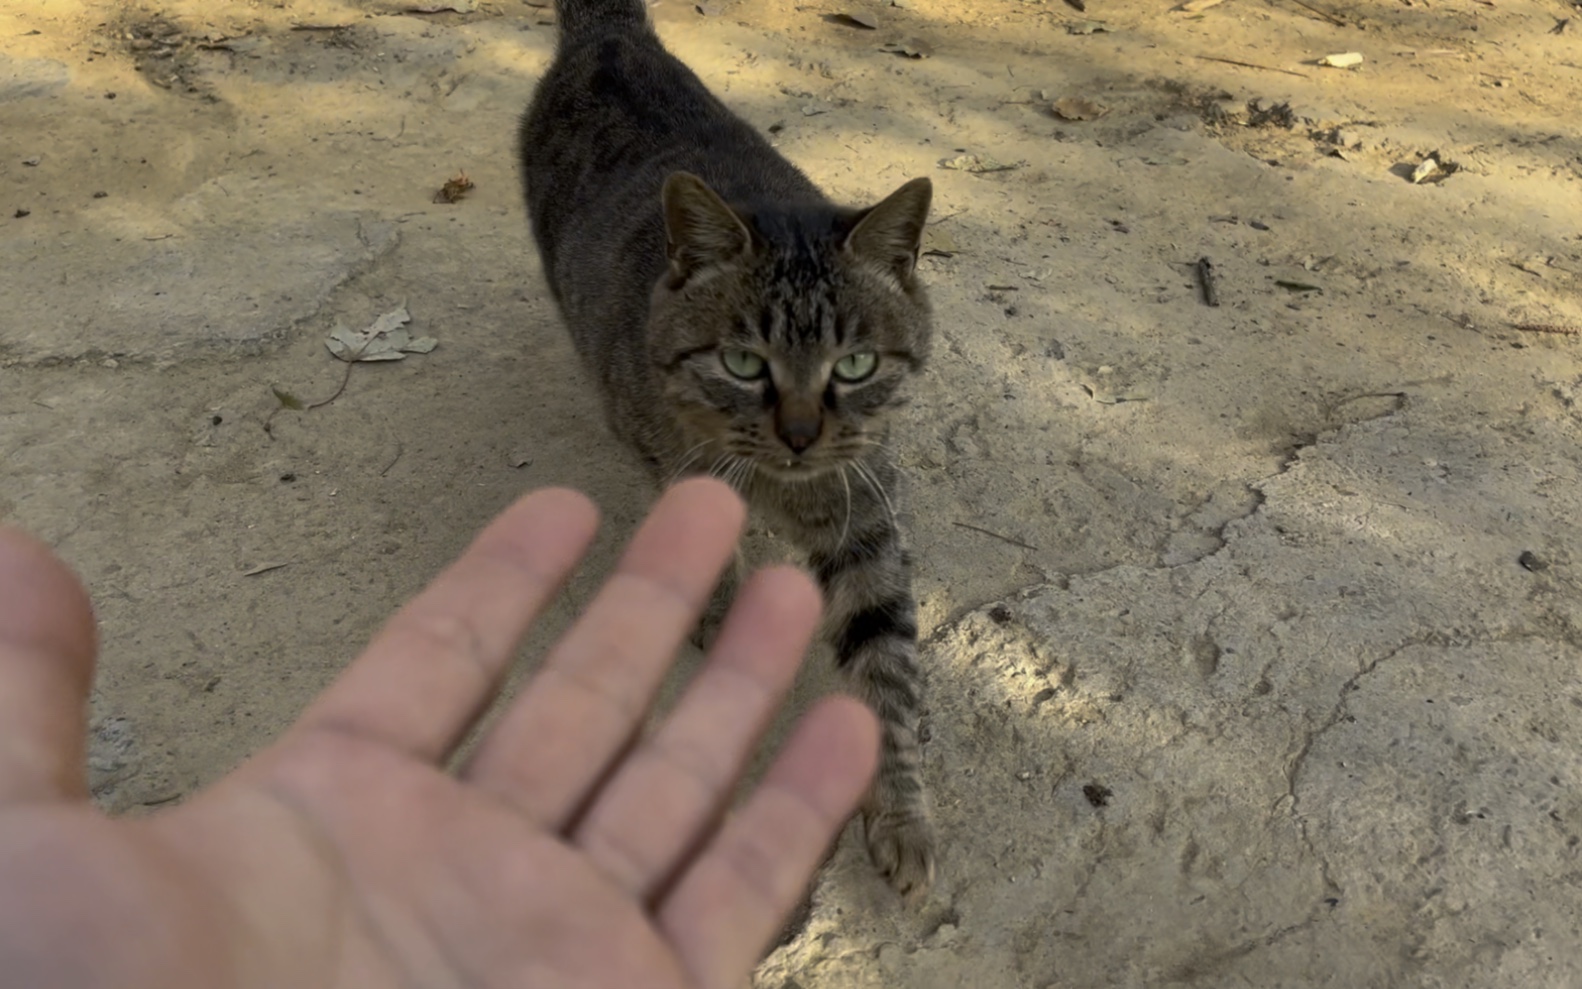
[843,177,933,282]
[662,172,752,279]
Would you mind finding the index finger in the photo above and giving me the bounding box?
[464,477,746,829]
[0,528,98,805]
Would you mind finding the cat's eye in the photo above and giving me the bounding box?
[832,352,878,383]
[721,349,767,380]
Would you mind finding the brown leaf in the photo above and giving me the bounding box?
[878,37,933,57]
[434,170,475,203]
[833,10,880,28]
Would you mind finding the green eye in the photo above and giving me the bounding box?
[721,349,767,380]
[833,352,878,382]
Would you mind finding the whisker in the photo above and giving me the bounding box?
[666,438,714,485]
[853,460,897,530]
[838,465,853,547]
[721,454,751,493]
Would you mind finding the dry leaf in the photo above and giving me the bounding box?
[406,0,476,11]
[325,305,438,362]
[242,562,290,576]
[1410,152,1458,184]
[433,170,474,203]
[833,10,880,28]
[922,227,959,255]
[878,38,933,57]
[1510,255,1551,278]
[1052,97,1108,121]
[939,153,1026,173]
[1179,0,1225,10]
[1318,51,1364,68]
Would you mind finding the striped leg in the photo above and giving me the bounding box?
[811,525,935,899]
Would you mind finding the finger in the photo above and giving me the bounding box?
[0,527,97,804]
[572,565,822,901]
[291,488,598,761]
[465,477,745,828]
[660,697,879,989]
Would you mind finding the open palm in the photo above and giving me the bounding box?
[0,479,877,989]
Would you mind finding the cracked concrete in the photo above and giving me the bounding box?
[3,0,1581,986]
[765,407,1582,987]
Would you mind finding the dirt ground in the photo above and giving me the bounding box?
[4,0,1582,984]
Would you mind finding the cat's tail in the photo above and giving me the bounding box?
[556,0,649,41]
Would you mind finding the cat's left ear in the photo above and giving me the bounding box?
[843,177,933,282]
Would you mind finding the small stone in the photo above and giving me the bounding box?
[1517,550,1547,572]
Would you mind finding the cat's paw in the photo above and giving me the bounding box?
[864,808,936,901]
[688,583,732,651]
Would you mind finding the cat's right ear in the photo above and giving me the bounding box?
[662,172,752,281]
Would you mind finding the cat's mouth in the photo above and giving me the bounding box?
[752,454,848,483]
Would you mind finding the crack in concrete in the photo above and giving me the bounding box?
[1284,634,1441,813]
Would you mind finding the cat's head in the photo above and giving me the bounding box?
[648,172,933,483]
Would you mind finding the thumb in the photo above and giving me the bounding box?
[0,527,97,805]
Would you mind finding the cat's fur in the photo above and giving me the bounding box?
[519,0,936,897]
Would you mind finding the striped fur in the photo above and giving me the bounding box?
[520,0,936,897]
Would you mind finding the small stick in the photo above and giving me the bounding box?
[953,521,1039,552]
[1195,55,1310,78]
[380,441,405,477]
[1286,0,1346,26]
[1195,256,1220,307]
[307,360,358,410]
[1511,322,1580,335]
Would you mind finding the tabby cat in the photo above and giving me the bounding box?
[518,0,936,897]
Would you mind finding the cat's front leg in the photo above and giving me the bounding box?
[809,522,935,900]
[690,544,747,650]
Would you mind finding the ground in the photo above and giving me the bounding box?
[3,0,1582,984]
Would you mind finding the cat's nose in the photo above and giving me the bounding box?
[775,413,822,453]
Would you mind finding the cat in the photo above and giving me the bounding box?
[518,0,936,898]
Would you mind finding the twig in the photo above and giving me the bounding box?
[1511,322,1580,335]
[1286,0,1345,26]
[1551,17,1571,35]
[242,561,290,576]
[307,358,359,410]
[290,23,354,30]
[1195,256,1220,307]
[379,441,405,476]
[263,334,374,436]
[953,521,1039,551]
[1195,55,1310,78]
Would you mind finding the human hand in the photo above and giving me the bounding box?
[0,478,878,989]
